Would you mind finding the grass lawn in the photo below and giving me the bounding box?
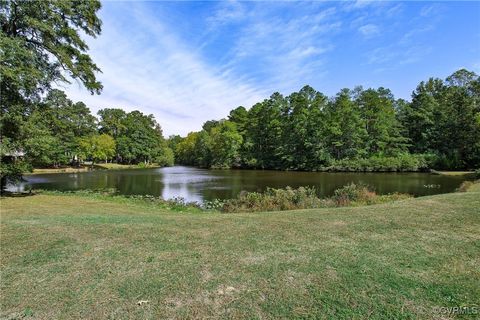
[28,163,162,175]
[29,167,91,175]
[430,170,477,177]
[1,187,479,319]
[93,163,161,170]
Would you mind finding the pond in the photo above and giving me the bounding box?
[7,166,470,203]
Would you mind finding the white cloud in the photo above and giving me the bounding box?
[358,24,379,38]
[223,6,339,92]
[206,0,246,29]
[63,2,267,136]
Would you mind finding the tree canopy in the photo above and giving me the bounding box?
[1,0,103,186]
[171,69,480,171]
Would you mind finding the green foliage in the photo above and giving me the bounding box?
[173,70,479,171]
[326,153,430,172]
[209,121,243,168]
[0,157,31,189]
[222,187,328,213]
[77,134,116,164]
[0,137,32,189]
[99,110,170,165]
[22,90,97,167]
[332,182,374,206]
[175,120,242,168]
[221,184,411,213]
[1,0,102,184]
[324,88,368,160]
[398,69,480,169]
[155,147,174,167]
[166,135,183,157]
[456,181,474,192]
[97,108,127,138]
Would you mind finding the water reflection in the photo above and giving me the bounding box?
[7,166,469,203]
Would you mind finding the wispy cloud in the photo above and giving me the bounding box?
[61,0,479,131]
[364,1,444,73]
[217,4,340,92]
[64,2,267,136]
[206,0,246,29]
[358,24,379,38]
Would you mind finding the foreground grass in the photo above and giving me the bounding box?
[1,189,479,319]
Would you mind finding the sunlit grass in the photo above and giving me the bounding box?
[1,186,479,319]
[94,163,161,170]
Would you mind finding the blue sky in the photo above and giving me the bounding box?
[64,0,480,136]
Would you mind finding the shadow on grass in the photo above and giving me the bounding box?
[0,190,37,198]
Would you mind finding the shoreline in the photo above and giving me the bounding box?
[26,164,477,176]
[27,163,162,175]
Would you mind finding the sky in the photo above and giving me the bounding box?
[63,0,480,136]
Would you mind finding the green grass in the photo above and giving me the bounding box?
[1,187,479,319]
[28,163,162,175]
[430,170,476,177]
[28,167,91,175]
[94,163,161,170]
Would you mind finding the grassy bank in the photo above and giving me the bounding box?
[29,167,91,175]
[430,170,477,177]
[28,163,162,175]
[93,163,161,170]
[1,187,479,319]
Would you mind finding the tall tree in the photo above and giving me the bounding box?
[324,89,367,160]
[399,78,445,154]
[98,108,127,139]
[244,93,285,169]
[209,121,243,168]
[439,70,480,168]
[282,86,329,170]
[0,0,102,188]
[356,87,408,155]
[115,111,168,164]
[78,134,116,165]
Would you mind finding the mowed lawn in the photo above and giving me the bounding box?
[1,188,479,319]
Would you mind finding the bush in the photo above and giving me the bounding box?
[332,182,374,206]
[202,199,225,211]
[457,181,474,192]
[332,183,410,206]
[326,154,430,172]
[221,184,411,213]
[222,186,330,213]
[155,147,175,167]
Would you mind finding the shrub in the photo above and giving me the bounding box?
[202,199,225,211]
[221,184,410,213]
[332,182,375,206]
[155,147,175,167]
[326,154,430,172]
[222,186,329,213]
[457,181,474,192]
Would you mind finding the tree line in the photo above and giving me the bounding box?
[1,1,479,190]
[170,69,480,171]
[22,89,174,168]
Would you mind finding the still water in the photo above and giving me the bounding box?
[8,166,469,203]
